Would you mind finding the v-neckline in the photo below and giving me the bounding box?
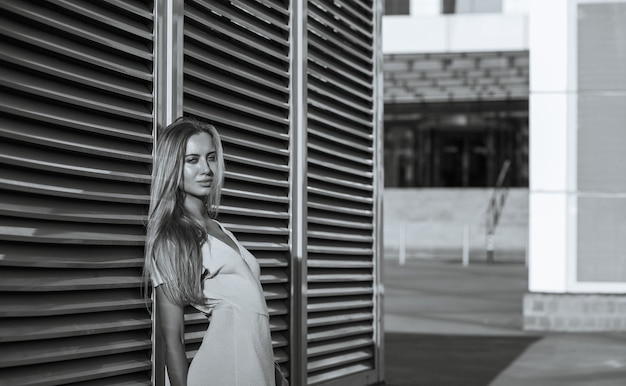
[206,222,240,257]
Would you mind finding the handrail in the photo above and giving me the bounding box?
[486,159,511,263]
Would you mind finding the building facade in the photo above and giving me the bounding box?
[525,0,626,331]
[383,0,529,188]
[383,0,626,331]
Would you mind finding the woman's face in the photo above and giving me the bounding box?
[182,132,217,200]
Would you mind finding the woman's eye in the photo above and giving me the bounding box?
[186,158,198,164]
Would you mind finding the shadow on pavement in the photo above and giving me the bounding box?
[384,332,542,386]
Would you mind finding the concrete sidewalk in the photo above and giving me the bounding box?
[383,258,626,386]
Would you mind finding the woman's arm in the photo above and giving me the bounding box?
[156,286,188,386]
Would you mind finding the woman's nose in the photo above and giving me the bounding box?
[200,159,212,174]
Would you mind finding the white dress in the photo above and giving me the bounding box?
[154,222,275,385]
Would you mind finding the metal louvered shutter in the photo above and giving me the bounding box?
[0,1,154,385]
[306,0,381,385]
[181,0,292,377]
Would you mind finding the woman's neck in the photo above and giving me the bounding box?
[183,194,209,224]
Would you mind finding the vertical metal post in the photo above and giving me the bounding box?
[289,1,308,385]
[156,0,183,128]
[153,1,184,385]
[372,0,385,383]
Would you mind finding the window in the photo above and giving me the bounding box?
[442,0,502,14]
[385,0,410,15]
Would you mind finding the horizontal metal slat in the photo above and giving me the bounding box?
[308,200,373,220]
[0,66,152,121]
[184,46,288,95]
[222,223,289,236]
[309,4,371,51]
[2,2,152,60]
[308,111,372,141]
[232,0,289,26]
[99,0,154,20]
[316,0,373,28]
[260,269,289,285]
[0,244,142,269]
[256,256,290,268]
[309,347,373,371]
[0,2,153,60]
[308,97,373,128]
[0,13,151,81]
[0,192,146,224]
[0,289,147,317]
[0,331,151,368]
[0,310,151,343]
[0,268,142,291]
[272,331,289,348]
[0,167,149,204]
[0,141,150,184]
[185,64,289,111]
[274,347,289,364]
[268,300,288,316]
[225,150,290,174]
[183,104,289,143]
[185,6,287,64]
[270,316,288,332]
[308,312,373,328]
[308,298,374,313]
[184,83,288,126]
[307,246,373,257]
[189,0,288,46]
[0,217,145,245]
[308,156,374,180]
[308,146,374,172]
[0,119,151,163]
[309,46,373,93]
[50,0,153,40]
[240,241,290,252]
[308,62,373,100]
[218,205,289,220]
[0,92,152,143]
[222,187,289,204]
[308,118,373,150]
[184,26,288,81]
[307,324,374,342]
[57,373,151,386]
[0,352,151,386]
[308,22,372,66]
[307,215,374,231]
[307,336,373,357]
[307,186,373,205]
[263,284,289,300]
[307,285,374,298]
[0,40,152,103]
[307,272,373,282]
[309,82,373,117]
[307,229,374,241]
[225,170,288,188]
[308,361,373,384]
[310,0,373,42]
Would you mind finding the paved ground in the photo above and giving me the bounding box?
[383,258,626,386]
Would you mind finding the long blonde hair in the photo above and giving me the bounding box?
[144,117,225,305]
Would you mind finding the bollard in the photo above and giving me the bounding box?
[486,232,494,264]
[462,224,469,267]
[399,222,406,265]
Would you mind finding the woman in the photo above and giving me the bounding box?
[144,117,276,385]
